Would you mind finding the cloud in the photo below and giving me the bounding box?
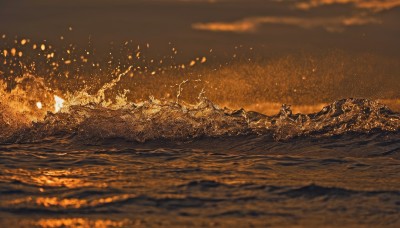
[296,0,400,12]
[192,14,380,33]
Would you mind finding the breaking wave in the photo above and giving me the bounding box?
[0,37,399,144]
[1,94,399,144]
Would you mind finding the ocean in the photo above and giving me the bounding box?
[1,0,400,227]
[0,95,399,227]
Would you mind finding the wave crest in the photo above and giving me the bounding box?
[1,97,399,144]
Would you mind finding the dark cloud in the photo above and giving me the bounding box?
[296,0,400,12]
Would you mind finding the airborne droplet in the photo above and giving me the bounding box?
[10,48,16,56]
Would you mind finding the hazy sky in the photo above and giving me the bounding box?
[0,0,399,59]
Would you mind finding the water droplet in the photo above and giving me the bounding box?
[10,48,16,56]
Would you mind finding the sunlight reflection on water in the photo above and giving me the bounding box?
[36,218,132,228]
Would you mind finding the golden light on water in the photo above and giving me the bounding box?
[9,193,133,210]
[36,218,131,228]
[31,173,87,189]
[0,33,398,122]
[35,197,86,209]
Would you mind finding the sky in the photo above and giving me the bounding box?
[0,0,399,59]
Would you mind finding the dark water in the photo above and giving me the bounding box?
[1,98,400,227]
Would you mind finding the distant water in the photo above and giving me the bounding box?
[0,98,399,227]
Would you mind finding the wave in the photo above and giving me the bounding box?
[1,96,399,144]
[0,37,399,144]
[2,182,398,214]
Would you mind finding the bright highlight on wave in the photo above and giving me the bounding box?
[36,102,42,110]
[54,95,64,113]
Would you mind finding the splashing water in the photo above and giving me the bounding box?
[1,86,399,144]
[1,37,400,228]
[0,37,399,143]
[54,95,64,113]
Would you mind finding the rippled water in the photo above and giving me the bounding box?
[1,98,399,227]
